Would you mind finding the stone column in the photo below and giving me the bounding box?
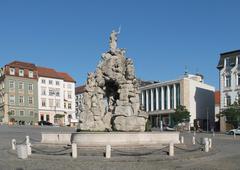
[150,89,154,111]
[141,91,144,109]
[146,90,149,112]
[167,85,170,110]
[161,86,164,110]
[156,88,159,110]
[173,84,177,109]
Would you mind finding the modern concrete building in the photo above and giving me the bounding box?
[217,49,240,131]
[139,73,215,130]
[0,61,38,124]
[75,85,86,120]
[37,67,76,126]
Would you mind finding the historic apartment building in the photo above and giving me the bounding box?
[217,50,240,131]
[139,73,215,130]
[0,61,39,124]
[75,85,86,120]
[37,67,76,126]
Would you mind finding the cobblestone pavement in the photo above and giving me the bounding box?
[0,125,240,170]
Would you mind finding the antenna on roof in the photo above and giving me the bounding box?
[184,65,188,76]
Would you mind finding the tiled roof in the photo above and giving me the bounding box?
[37,67,75,82]
[75,85,86,94]
[37,67,61,79]
[58,72,75,83]
[7,61,36,69]
[215,91,220,105]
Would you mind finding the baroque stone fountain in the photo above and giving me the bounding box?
[78,30,148,132]
[69,30,179,147]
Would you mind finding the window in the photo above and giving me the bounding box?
[67,84,72,89]
[55,89,60,97]
[225,57,231,68]
[67,91,72,99]
[237,74,240,86]
[56,99,60,108]
[41,79,46,84]
[64,102,66,109]
[28,97,33,105]
[19,96,24,104]
[41,87,46,95]
[49,99,54,107]
[29,70,33,78]
[49,80,53,85]
[19,69,24,77]
[238,56,240,65]
[10,68,15,75]
[225,75,231,87]
[28,84,33,92]
[68,103,72,109]
[49,88,55,96]
[9,95,15,104]
[9,80,15,89]
[18,82,24,90]
[56,81,60,86]
[29,111,34,116]
[19,110,24,116]
[41,98,46,107]
[225,96,231,106]
[10,110,15,116]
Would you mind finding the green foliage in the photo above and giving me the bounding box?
[220,101,240,128]
[7,111,14,116]
[145,119,152,132]
[172,105,191,126]
[54,114,65,118]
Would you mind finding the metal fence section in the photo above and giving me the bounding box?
[31,146,71,156]
[112,146,169,156]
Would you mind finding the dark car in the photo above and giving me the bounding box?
[38,120,53,126]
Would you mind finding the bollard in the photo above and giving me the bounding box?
[192,136,196,145]
[212,131,215,137]
[180,136,184,144]
[12,139,16,150]
[233,132,236,139]
[204,138,209,152]
[105,145,111,159]
[17,145,28,159]
[26,136,30,145]
[72,143,77,158]
[169,142,174,156]
[208,138,212,149]
[27,143,31,155]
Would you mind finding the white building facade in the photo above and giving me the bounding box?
[37,67,76,126]
[139,74,215,130]
[217,50,240,131]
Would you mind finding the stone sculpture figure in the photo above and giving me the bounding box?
[109,28,120,53]
[78,30,148,132]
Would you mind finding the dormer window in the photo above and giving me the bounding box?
[10,68,15,75]
[29,70,33,78]
[19,69,24,77]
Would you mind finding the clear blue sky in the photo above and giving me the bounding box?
[0,0,239,89]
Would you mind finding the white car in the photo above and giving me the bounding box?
[228,127,240,135]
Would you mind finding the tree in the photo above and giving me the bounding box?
[220,101,240,128]
[172,105,191,126]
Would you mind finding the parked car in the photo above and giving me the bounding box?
[227,127,240,135]
[38,120,53,126]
